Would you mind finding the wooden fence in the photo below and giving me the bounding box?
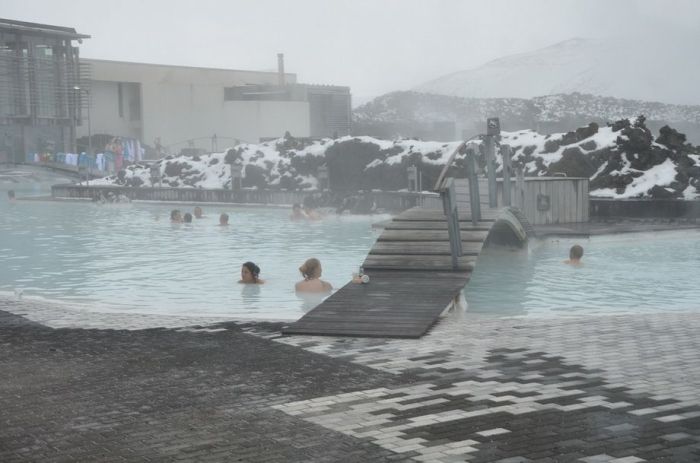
[448,177,589,225]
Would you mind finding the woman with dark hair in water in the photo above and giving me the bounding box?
[564,244,584,266]
[239,261,265,284]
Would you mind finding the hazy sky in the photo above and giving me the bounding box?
[4,0,699,103]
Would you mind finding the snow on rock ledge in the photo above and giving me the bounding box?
[92,119,700,199]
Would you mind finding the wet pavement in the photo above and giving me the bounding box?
[2,297,700,462]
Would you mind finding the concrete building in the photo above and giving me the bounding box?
[0,18,89,162]
[81,56,352,156]
[225,82,352,140]
[0,17,352,162]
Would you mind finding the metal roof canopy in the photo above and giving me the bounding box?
[0,18,90,40]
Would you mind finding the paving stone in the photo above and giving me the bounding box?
[6,298,700,462]
[0,306,416,462]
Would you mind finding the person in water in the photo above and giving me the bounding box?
[303,205,322,220]
[183,212,193,223]
[295,258,332,293]
[564,244,584,266]
[290,203,306,220]
[239,261,264,284]
[170,209,183,223]
[219,213,229,226]
[7,190,15,201]
[194,206,204,219]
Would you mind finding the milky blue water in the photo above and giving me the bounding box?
[2,177,700,320]
[0,181,381,320]
[464,230,700,316]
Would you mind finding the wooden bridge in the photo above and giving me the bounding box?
[282,140,534,338]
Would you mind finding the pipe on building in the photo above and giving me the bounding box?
[277,53,285,86]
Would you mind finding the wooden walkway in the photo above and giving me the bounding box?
[282,139,553,339]
[282,205,505,338]
[281,269,471,338]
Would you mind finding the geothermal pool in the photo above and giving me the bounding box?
[2,181,700,320]
[465,230,700,316]
[0,189,382,320]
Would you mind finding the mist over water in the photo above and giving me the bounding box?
[465,231,700,316]
[0,188,382,320]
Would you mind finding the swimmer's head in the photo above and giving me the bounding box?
[569,245,584,260]
[241,261,260,283]
[183,212,193,223]
[299,258,322,280]
[219,213,229,225]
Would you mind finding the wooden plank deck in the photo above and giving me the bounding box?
[282,205,501,338]
[376,229,489,242]
[281,269,471,338]
[393,209,499,221]
[369,241,484,255]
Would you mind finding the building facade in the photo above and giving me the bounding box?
[0,18,353,162]
[0,18,89,163]
[224,83,352,139]
[83,58,352,157]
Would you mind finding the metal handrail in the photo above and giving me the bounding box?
[433,134,480,192]
[434,141,465,192]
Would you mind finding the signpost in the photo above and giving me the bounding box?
[485,118,500,208]
[501,144,512,206]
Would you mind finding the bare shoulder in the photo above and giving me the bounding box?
[322,280,333,291]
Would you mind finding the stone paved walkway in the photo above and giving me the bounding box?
[2,296,700,462]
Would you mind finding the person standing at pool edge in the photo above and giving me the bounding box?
[564,244,584,266]
[295,258,332,293]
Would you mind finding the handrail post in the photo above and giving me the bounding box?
[501,144,512,207]
[485,135,498,208]
[440,178,462,269]
[516,166,525,209]
[465,146,481,225]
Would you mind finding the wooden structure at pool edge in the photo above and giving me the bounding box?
[282,135,532,339]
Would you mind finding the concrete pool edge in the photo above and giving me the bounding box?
[3,292,698,334]
[0,295,299,331]
[534,220,700,238]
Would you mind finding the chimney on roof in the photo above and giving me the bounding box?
[277,53,285,86]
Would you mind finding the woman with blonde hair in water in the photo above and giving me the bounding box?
[295,258,332,293]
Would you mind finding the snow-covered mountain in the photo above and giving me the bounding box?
[353,91,700,145]
[414,38,700,106]
[93,119,700,200]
